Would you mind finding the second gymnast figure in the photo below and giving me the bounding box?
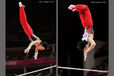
[68,4,96,62]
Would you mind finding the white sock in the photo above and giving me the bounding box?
[19,2,25,7]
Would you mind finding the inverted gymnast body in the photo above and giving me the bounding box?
[19,2,47,60]
[68,4,96,62]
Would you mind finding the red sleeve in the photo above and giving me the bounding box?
[75,4,88,11]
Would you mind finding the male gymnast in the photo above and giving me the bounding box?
[19,2,47,60]
[68,4,96,61]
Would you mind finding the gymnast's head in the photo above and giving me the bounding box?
[34,39,48,50]
[40,41,48,50]
[77,40,88,51]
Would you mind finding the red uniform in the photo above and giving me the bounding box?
[19,6,33,38]
[75,4,93,28]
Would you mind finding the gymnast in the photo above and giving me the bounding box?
[19,2,47,60]
[68,4,96,62]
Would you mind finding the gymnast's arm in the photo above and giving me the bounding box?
[24,40,41,53]
[27,40,41,49]
[87,34,96,52]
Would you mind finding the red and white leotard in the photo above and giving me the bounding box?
[82,28,90,41]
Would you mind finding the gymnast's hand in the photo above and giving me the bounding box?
[24,47,30,53]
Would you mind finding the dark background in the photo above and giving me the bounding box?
[6,0,56,48]
[58,0,108,76]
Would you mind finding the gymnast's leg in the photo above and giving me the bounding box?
[19,2,33,39]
